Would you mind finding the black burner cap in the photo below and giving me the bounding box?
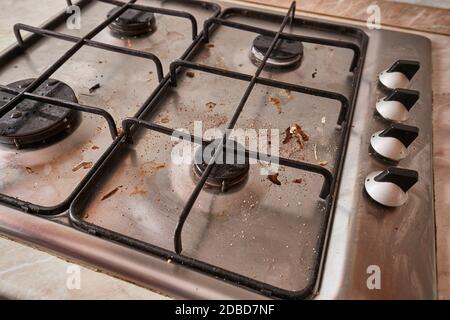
[0,79,79,149]
[107,7,156,38]
[193,139,249,192]
[251,34,303,69]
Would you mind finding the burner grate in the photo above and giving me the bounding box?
[0,0,368,299]
[0,0,221,214]
[68,1,368,299]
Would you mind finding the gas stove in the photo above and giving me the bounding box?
[0,0,436,299]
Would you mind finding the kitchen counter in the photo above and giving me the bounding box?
[0,0,448,299]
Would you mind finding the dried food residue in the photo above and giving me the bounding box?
[267,173,281,185]
[207,43,215,48]
[206,102,216,111]
[283,124,309,149]
[91,145,100,150]
[89,83,101,93]
[129,186,147,196]
[101,186,123,201]
[72,161,93,172]
[186,71,195,78]
[318,160,328,166]
[312,69,318,78]
[139,161,166,181]
[269,96,282,114]
[25,167,34,174]
[160,116,170,124]
[293,178,303,184]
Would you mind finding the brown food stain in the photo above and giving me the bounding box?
[101,186,123,201]
[72,161,93,172]
[293,178,303,184]
[129,186,147,196]
[267,173,282,185]
[186,71,195,78]
[160,116,170,124]
[206,102,217,111]
[139,162,166,182]
[207,43,215,48]
[269,96,282,114]
[91,145,100,150]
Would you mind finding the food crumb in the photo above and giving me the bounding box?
[160,116,170,124]
[269,96,282,114]
[91,145,100,150]
[268,173,282,185]
[318,160,328,166]
[283,124,309,149]
[206,102,217,111]
[25,167,34,174]
[101,186,123,201]
[72,161,93,172]
[293,178,303,184]
[89,83,101,93]
[186,71,195,78]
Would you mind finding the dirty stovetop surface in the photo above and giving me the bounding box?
[0,0,362,295]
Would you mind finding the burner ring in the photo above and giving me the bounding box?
[107,8,156,38]
[250,35,303,69]
[192,140,250,192]
[0,79,79,149]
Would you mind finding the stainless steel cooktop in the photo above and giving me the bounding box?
[0,0,436,299]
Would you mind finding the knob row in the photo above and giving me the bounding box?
[365,60,420,207]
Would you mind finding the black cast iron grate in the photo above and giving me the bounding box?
[0,0,221,214]
[0,0,368,299]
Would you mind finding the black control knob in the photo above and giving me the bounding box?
[365,167,418,207]
[379,60,420,89]
[370,123,419,162]
[376,89,420,122]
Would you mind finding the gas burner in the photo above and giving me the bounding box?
[107,7,156,38]
[0,79,79,149]
[193,139,249,192]
[250,35,303,69]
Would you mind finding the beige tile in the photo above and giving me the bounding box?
[0,236,168,299]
